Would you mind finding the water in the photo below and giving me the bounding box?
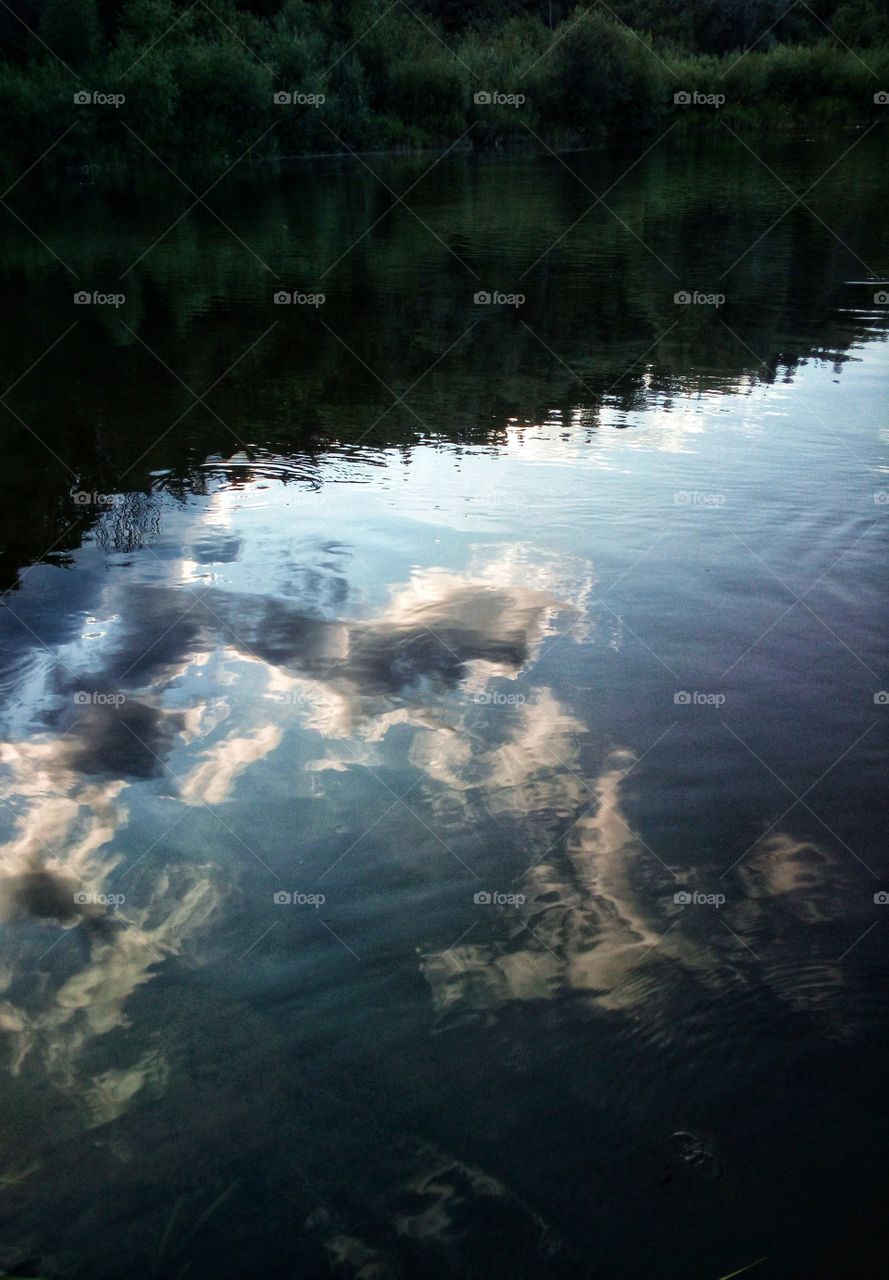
[0,130,888,1280]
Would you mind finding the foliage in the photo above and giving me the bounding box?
[0,0,887,169]
[39,0,103,70]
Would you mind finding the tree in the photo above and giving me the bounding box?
[38,0,102,69]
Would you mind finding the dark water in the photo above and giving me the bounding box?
[1,130,888,1280]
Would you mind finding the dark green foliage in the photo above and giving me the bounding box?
[39,0,103,69]
[527,11,667,137]
[0,0,886,171]
[164,42,272,156]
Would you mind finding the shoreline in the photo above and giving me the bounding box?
[4,117,883,188]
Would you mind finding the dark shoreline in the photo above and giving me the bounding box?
[4,116,885,190]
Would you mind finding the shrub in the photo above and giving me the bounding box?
[164,41,273,157]
[0,0,885,166]
[387,55,467,138]
[39,0,103,71]
[530,10,666,137]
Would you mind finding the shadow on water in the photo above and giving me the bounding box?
[1,130,887,588]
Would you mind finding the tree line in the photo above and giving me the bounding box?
[0,0,888,170]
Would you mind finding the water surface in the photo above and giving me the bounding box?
[1,131,888,1280]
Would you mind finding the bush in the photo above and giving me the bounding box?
[387,55,467,138]
[39,0,102,71]
[0,0,885,166]
[530,10,666,137]
[106,46,180,148]
[760,42,869,106]
[164,42,273,157]
[833,0,889,47]
[0,61,86,170]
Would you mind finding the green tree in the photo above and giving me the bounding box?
[38,0,102,70]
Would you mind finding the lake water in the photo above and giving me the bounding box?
[0,130,888,1280]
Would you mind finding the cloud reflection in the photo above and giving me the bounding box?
[0,515,864,1146]
[421,754,861,1036]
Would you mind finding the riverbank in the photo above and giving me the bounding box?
[1,3,888,176]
